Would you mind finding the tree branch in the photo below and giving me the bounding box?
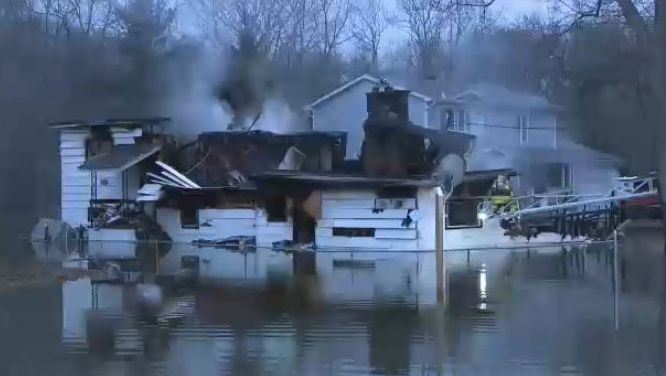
[557,0,603,35]
[615,0,650,43]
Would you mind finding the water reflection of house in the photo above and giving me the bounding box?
[61,277,126,351]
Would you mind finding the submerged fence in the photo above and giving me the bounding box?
[37,236,617,255]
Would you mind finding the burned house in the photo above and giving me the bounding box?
[52,117,174,255]
[52,80,483,257]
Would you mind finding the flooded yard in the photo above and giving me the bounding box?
[0,235,665,376]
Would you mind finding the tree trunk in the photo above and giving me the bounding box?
[653,0,666,254]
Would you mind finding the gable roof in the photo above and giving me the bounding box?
[439,83,561,111]
[303,74,433,111]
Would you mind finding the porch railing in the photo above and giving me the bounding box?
[88,199,141,229]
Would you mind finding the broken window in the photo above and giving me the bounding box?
[180,207,199,229]
[265,196,288,222]
[332,228,376,237]
[85,127,114,158]
[446,199,482,229]
[545,162,572,189]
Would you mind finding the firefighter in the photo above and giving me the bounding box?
[489,175,518,213]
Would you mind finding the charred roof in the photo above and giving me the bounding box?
[187,130,348,188]
[49,117,170,130]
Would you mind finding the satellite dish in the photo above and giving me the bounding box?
[433,153,466,195]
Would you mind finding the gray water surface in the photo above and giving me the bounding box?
[1,237,665,376]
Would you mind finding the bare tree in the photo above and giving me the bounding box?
[37,0,117,37]
[195,0,290,56]
[350,0,389,74]
[399,0,448,77]
[551,0,666,217]
[314,0,353,57]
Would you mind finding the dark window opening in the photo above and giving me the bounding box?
[332,227,376,237]
[293,198,316,244]
[446,199,482,229]
[180,206,199,229]
[265,196,288,222]
[545,162,572,189]
[85,126,114,158]
[376,187,417,199]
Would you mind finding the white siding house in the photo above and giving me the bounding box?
[432,84,620,196]
[303,74,434,160]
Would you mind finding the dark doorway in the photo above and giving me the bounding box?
[292,203,316,244]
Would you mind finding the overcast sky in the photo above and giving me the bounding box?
[180,0,550,50]
[500,0,549,18]
[378,0,549,50]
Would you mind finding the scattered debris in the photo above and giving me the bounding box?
[271,240,316,253]
[192,235,256,251]
[156,295,196,327]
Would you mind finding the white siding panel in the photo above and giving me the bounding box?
[321,190,380,200]
[60,132,89,142]
[315,228,417,240]
[62,201,91,209]
[60,148,86,157]
[330,219,412,229]
[321,207,412,220]
[200,209,256,220]
[321,198,376,209]
[255,209,292,247]
[60,131,91,227]
[316,236,418,250]
[314,188,431,251]
[157,208,257,243]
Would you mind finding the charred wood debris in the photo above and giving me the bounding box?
[165,80,475,190]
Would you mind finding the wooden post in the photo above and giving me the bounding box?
[613,229,620,330]
[154,240,160,276]
[435,187,446,304]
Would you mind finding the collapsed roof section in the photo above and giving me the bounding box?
[146,130,348,189]
[49,117,170,131]
[79,143,162,173]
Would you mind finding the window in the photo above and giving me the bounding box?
[457,110,468,132]
[180,207,199,229]
[553,115,559,149]
[517,115,528,144]
[265,196,288,222]
[440,108,454,130]
[445,198,483,229]
[85,127,113,158]
[332,228,375,237]
[545,162,572,189]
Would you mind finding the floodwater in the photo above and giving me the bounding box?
[2,231,666,376]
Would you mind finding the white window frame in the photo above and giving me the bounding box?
[553,115,558,149]
[440,107,454,131]
[562,163,573,190]
[457,110,469,132]
[546,162,573,190]
[518,115,528,144]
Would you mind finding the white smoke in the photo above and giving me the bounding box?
[159,45,232,142]
[252,98,307,134]
[159,43,305,139]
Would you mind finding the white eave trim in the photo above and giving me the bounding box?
[302,74,433,112]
